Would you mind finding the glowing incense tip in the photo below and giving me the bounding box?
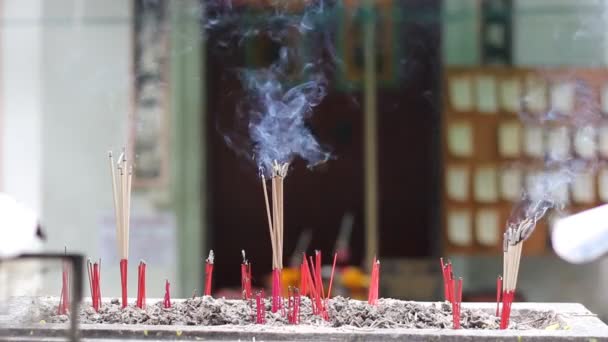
[271,160,289,178]
[207,250,215,264]
[205,251,215,296]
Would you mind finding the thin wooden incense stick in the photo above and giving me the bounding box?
[109,149,133,308]
[87,258,102,312]
[136,261,146,309]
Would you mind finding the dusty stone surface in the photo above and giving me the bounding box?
[40,296,558,330]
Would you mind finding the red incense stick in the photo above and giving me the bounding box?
[326,252,338,299]
[120,259,128,308]
[58,262,70,315]
[136,261,146,309]
[452,277,463,329]
[241,250,252,300]
[440,258,454,302]
[302,254,324,317]
[204,250,214,297]
[287,287,301,324]
[314,252,325,299]
[300,255,308,296]
[368,257,380,305]
[271,268,282,313]
[500,290,515,329]
[89,260,102,312]
[164,280,171,308]
[255,290,266,324]
[496,275,502,316]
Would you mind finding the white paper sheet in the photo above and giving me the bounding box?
[523,126,544,157]
[500,78,521,113]
[476,209,500,246]
[550,82,575,114]
[598,168,608,202]
[498,122,521,157]
[446,166,469,201]
[547,126,570,160]
[474,167,498,203]
[572,172,595,204]
[525,76,547,112]
[476,75,498,113]
[598,125,608,158]
[447,210,472,246]
[601,85,608,114]
[500,168,523,201]
[449,77,473,112]
[573,126,597,159]
[448,122,473,157]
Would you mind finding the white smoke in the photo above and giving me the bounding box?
[240,48,330,176]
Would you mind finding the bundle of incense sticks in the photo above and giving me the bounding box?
[260,161,288,312]
[451,277,463,329]
[299,251,337,320]
[255,290,266,324]
[287,287,301,324]
[367,257,380,305]
[440,257,463,329]
[163,280,171,308]
[58,258,70,315]
[440,258,453,302]
[204,250,214,296]
[86,259,102,312]
[136,261,146,309]
[501,222,526,329]
[501,214,540,329]
[241,250,252,300]
[108,150,133,308]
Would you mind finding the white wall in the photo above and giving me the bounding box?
[443,0,608,66]
[1,0,180,298]
[442,0,480,66]
[514,0,606,66]
[1,0,43,214]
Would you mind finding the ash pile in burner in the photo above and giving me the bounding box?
[43,296,557,330]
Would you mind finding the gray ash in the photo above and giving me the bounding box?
[45,296,557,330]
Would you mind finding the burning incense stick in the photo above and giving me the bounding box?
[164,280,171,308]
[368,258,380,305]
[109,150,133,308]
[501,217,534,329]
[204,250,214,297]
[241,250,252,300]
[260,161,289,312]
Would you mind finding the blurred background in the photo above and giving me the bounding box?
[1,0,608,323]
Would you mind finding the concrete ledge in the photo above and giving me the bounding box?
[1,301,607,341]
